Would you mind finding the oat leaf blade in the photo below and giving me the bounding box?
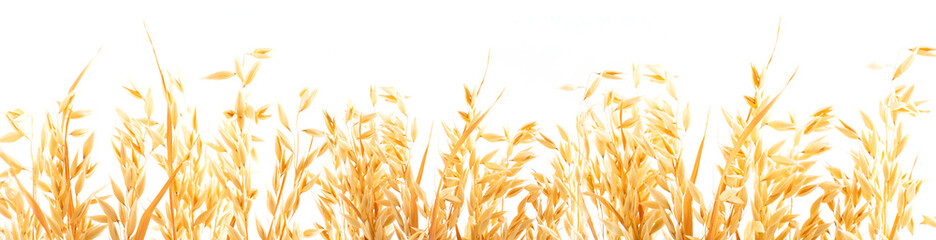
[132,163,185,240]
[13,177,53,237]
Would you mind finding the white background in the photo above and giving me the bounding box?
[2,1,936,238]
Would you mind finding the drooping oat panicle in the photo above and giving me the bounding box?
[106,82,155,239]
[703,22,799,240]
[573,64,693,239]
[428,51,516,239]
[0,109,42,239]
[313,84,438,240]
[208,50,271,240]
[121,25,225,240]
[747,106,834,239]
[822,47,933,239]
[0,50,108,240]
[141,75,221,240]
[260,87,322,240]
[467,121,540,239]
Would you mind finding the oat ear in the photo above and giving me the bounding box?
[725,67,797,164]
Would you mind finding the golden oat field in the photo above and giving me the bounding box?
[2,3,936,239]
